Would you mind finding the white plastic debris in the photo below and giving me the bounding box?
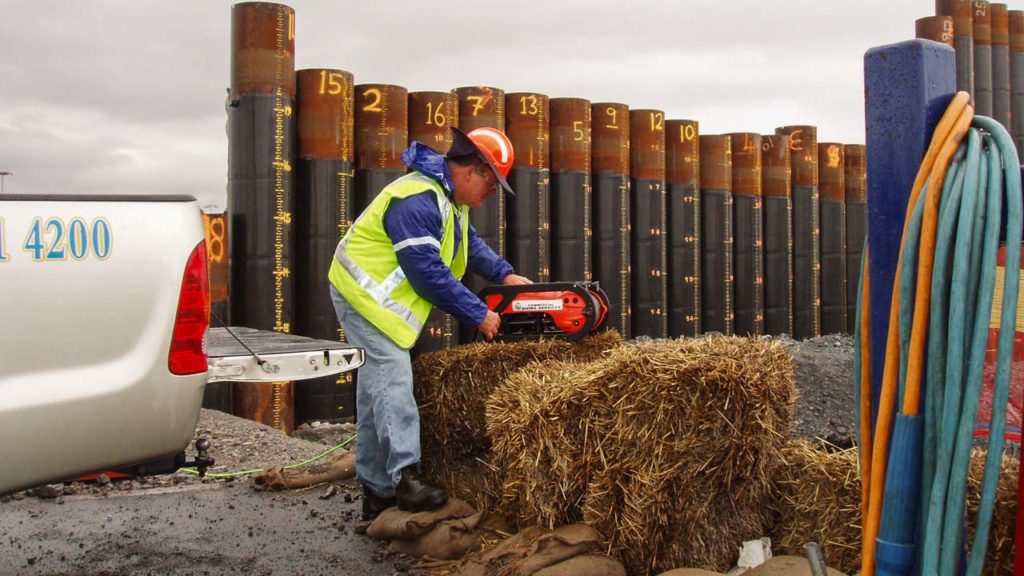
[737,537,773,568]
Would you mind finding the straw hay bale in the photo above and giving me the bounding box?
[486,359,612,528]
[582,338,794,574]
[771,440,861,574]
[486,336,796,574]
[965,447,1019,576]
[414,330,622,464]
[771,441,1019,576]
[421,454,504,514]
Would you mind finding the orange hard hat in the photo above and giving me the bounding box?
[464,127,515,195]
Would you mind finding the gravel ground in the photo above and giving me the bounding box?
[778,333,857,447]
[0,335,856,575]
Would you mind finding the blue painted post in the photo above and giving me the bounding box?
[864,40,956,426]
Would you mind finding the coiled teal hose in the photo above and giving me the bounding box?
[921,118,1021,576]
[862,107,1022,576]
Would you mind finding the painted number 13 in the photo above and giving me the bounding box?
[520,95,539,115]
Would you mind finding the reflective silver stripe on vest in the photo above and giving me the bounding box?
[335,239,424,332]
[330,172,457,333]
[394,236,441,252]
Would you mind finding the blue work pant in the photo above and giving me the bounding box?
[330,285,420,497]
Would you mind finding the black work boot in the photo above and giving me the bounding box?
[361,485,397,521]
[395,467,447,512]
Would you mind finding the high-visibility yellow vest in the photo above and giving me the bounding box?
[328,172,469,349]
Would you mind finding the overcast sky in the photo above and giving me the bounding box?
[1,0,933,208]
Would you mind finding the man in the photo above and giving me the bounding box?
[327,126,531,520]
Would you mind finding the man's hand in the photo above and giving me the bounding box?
[502,274,532,286]
[478,309,501,341]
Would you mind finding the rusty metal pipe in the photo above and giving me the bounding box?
[916,15,955,46]
[550,98,592,283]
[666,120,701,337]
[776,125,820,340]
[229,1,297,432]
[591,102,631,338]
[818,142,847,336]
[938,0,976,99]
[505,92,551,283]
[202,209,231,412]
[294,67,356,422]
[728,132,764,337]
[1010,10,1024,158]
[353,83,408,212]
[975,0,994,115]
[407,91,459,355]
[408,91,458,154]
[230,1,296,99]
[762,134,793,336]
[992,4,1011,130]
[630,109,668,338]
[844,144,867,335]
[699,134,733,336]
[454,86,505,343]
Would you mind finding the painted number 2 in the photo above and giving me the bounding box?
[362,88,383,112]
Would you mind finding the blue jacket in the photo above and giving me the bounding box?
[381,142,514,327]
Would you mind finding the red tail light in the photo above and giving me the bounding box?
[169,241,210,375]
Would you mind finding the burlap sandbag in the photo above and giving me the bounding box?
[389,510,510,560]
[251,449,355,491]
[743,555,848,576]
[532,554,627,576]
[651,565,724,569]
[452,523,604,576]
[366,498,476,541]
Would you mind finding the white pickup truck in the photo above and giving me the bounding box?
[0,194,363,495]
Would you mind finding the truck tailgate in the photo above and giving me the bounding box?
[206,327,364,382]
